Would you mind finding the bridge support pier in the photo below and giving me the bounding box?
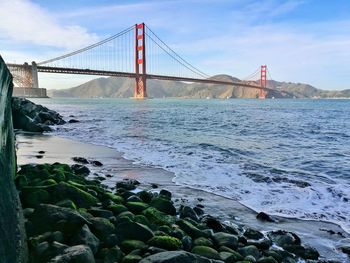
[134,23,147,99]
[31,62,39,89]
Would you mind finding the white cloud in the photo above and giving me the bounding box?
[0,0,98,50]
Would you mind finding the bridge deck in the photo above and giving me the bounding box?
[37,66,266,90]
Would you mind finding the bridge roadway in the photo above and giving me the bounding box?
[37,66,271,91]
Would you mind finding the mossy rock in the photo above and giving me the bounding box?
[97,246,124,263]
[134,215,152,228]
[193,237,214,247]
[148,236,182,250]
[70,224,100,254]
[21,189,50,208]
[122,254,143,263]
[120,240,146,254]
[150,197,176,215]
[67,180,88,191]
[116,222,154,242]
[237,245,260,260]
[137,191,153,203]
[103,192,124,204]
[143,207,175,226]
[30,204,90,235]
[117,211,135,221]
[55,199,77,210]
[257,256,279,263]
[51,170,66,183]
[88,208,113,219]
[90,217,116,242]
[51,169,66,182]
[213,232,238,250]
[159,189,172,199]
[191,245,221,260]
[51,163,72,173]
[158,225,172,235]
[38,179,57,186]
[176,219,209,239]
[126,202,149,214]
[244,228,264,240]
[50,182,98,208]
[170,228,186,240]
[219,246,244,262]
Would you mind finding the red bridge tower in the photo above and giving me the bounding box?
[135,23,147,98]
[259,65,267,99]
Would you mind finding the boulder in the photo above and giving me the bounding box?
[12,97,65,133]
[256,212,277,222]
[88,208,113,219]
[120,240,147,254]
[70,224,100,254]
[122,254,143,263]
[108,204,128,216]
[139,251,224,263]
[90,217,115,242]
[49,245,95,263]
[267,230,301,248]
[237,245,260,260]
[180,206,199,222]
[213,232,238,250]
[159,189,172,200]
[244,228,264,240]
[193,237,214,247]
[30,204,90,235]
[97,246,124,263]
[148,236,182,250]
[143,207,175,226]
[116,222,154,242]
[126,202,149,214]
[150,197,176,215]
[201,216,225,232]
[191,246,221,260]
[257,256,279,263]
[50,182,98,208]
[72,157,89,164]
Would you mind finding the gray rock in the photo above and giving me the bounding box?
[49,245,95,263]
[244,228,264,240]
[70,224,100,254]
[30,204,90,235]
[180,206,199,222]
[139,251,224,263]
[237,245,260,260]
[267,230,301,248]
[213,232,238,249]
[116,221,154,242]
[12,97,65,133]
[90,217,115,242]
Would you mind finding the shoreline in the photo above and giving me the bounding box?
[16,132,350,261]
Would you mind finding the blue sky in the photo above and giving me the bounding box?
[1,0,350,90]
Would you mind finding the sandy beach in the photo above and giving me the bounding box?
[15,132,349,261]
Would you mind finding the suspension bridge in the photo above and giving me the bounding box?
[7,23,273,99]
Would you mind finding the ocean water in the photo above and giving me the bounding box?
[33,98,350,232]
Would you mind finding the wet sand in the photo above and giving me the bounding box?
[16,132,350,262]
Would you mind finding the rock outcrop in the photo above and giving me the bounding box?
[12,97,65,132]
[0,56,27,262]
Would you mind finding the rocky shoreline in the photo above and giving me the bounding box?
[16,160,328,263]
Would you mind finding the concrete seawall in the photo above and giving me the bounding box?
[0,56,27,262]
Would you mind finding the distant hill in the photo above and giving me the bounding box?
[48,75,350,99]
